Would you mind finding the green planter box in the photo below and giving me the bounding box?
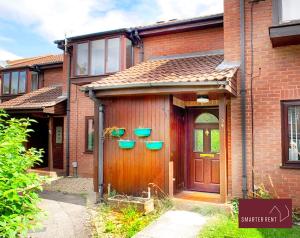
[111,128,125,137]
[118,140,135,149]
[145,141,163,150]
[134,128,152,137]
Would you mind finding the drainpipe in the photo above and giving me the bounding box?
[65,40,71,177]
[240,0,248,199]
[88,89,104,200]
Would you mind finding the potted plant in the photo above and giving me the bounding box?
[104,126,125,138]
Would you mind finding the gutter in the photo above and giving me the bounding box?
[65,46,71,176]
[88,89,104,201]
[83,80,229,92]
[240,0,248,198]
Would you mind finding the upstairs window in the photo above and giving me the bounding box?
[75,37,121,76]
[2,71,27,95]
[76,42,89,75]
[3,73,10,95]
[281,0,300,23]
[31,72,39,91]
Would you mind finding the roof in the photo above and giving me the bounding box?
[136,13,223,31]
[55,13,223,46]
[0,86,66,111]
[4,54,63,69]
[83,52,238,91]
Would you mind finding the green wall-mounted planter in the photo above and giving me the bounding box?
[111,128,125,137]
[118,140,135,149]
[145,141,163,150]
[134,128,152,137]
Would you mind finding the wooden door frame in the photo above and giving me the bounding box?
[183,94,228,202]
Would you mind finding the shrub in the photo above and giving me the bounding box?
[0,111,44,237]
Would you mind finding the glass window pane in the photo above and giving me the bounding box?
[211,129,220,153]
[196,113,218,123]
[18,71,26,93]
[87,119,94,151]
[194,129,203,152]
[90,40,105,75]
[106,38,120,73]
[31,72,39,91]
[281,0,300,22]
[126,38,132,69]
[56,126,63,144]
[3,73,10,94]
[76,43,88,75]
[288,106,300,161]
[11,72,19,94]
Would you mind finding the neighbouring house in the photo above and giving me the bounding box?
[0,54,67,173]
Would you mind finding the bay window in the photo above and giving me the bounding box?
[282,101,300,168]
[75,37,121,76]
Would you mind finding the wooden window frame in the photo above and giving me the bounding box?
[2,72,11,95]
[281,100,300,168]
[2,71,27,95]
[73,36,122,77]
[85,116,94,153]
[273,0,300,25]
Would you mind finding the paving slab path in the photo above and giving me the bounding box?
[29,191,91,238]
[134,210,206,238]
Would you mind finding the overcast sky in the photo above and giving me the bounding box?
[0,0,223,60]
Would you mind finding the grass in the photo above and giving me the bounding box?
[198,214,300,238]
[92,198,171,238]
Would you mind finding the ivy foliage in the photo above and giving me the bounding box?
[0,111,44,237]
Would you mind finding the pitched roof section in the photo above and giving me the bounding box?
[5,54,63,69]
[84,53,238,91]
[0,86,66,110]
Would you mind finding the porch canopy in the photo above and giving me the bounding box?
[0,86,67,115]
[83,51,238,97]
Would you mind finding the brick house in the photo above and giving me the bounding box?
[0,55,67,174]
[1,0,300,206]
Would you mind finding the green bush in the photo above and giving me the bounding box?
[0,111,44,237]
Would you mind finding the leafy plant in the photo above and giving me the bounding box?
[0,111,44,237]
[231,198,239,216]
[252,184,273,199]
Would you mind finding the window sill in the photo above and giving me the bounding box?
[269,22,300,47]
[84,151,94,154]
[280,165,300,170]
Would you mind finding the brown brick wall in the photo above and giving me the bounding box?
[225,0,300,206]
[69,84,94,178]
[133,27,224,64]
[43,66,66,92]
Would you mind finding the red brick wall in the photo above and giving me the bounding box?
[43,66,66,92]
[225,0,300,206]
[133,27,224,64]
[69,84,94,177]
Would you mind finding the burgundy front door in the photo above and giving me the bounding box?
[52,117,64,169]
[188,108,220,193]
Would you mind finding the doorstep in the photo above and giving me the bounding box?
[174,190,222,203]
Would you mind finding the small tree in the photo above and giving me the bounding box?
[0,111,44,237]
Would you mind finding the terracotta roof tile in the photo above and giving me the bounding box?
[84,54,238,90]
[0,86,66,110]
[5,54,63,69]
